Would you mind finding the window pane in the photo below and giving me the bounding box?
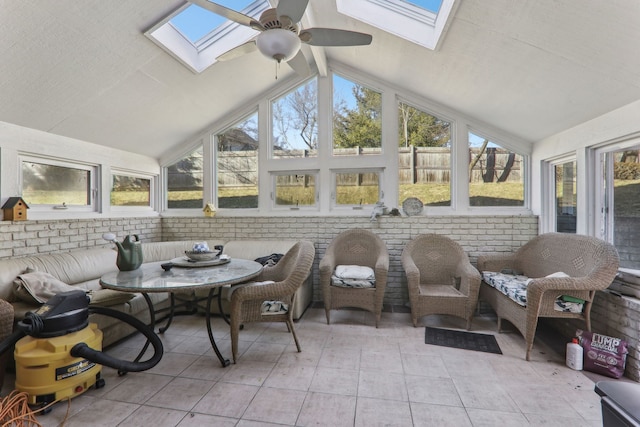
[217,113,258,209]
[167,147,203,208]
[609,148,640,269]
[468,133,524,207]
[22,161,90,205]
[398,103,451,207]
[272,79,318,158]
[335,172,380,205]
[274,174,316,206]
[555,161,576,233]
[333,75,382,155]
[111,175,151,207]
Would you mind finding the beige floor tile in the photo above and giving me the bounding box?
[401,353,450,378]
[221,360,275,386]
[192,381,259,418]
[102,372,173,404]
[146,376,214,411]
[405,375,463,406]
[354,397,413,427]
[179,354,228,381]
[263,364,316,390]
[62,398,139,426]
[242,387,307,425]
[358,370,408,401]
[120,405,189,426]
[177,413,238,426]
[309,366,359,395]
[318,346,361,370]
[410,402,472,427]
[360,349,403,374]
[452,378,520,412]
[466,407,530,427]
[297,392,357,426]
[13,308,607,426]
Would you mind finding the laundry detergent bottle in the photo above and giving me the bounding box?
[566,338,583,370]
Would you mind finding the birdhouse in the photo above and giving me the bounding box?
[2,197,29,221]
[203,203,217,218]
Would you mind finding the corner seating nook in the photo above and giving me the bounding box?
[477,232,619,360]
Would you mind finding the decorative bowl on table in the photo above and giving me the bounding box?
[184,250,220,262]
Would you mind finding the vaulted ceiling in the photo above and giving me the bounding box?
[2,0,640,159]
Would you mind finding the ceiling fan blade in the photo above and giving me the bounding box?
[276,0,309,24]
[216,40,257,61]
[286,50,311,77]
[189,0,264,30]
[299,28,372,46]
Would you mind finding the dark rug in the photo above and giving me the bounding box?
[425,327,502,354]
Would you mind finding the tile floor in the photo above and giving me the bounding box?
[1,307,616,426]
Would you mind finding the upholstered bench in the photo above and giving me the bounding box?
[477,233,619,360]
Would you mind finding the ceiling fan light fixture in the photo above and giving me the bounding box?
[256,29,301,62]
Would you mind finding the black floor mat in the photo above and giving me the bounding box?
[425,327,502,354]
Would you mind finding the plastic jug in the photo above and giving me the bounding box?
[566,338,583,370]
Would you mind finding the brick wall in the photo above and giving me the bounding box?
[0,218,162,258]
[162,215,539,307]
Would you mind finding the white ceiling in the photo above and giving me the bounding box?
[2,0,640,159]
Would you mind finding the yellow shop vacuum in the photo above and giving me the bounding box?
[0,290,163,413]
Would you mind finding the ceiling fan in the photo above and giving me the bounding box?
[189,0,373,76]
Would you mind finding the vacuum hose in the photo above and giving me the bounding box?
[71,305,163,372]
[0,291,163,373]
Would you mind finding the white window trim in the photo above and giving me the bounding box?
[591,135,640,243]
[19,154,98,215]
[541,155,576,234]
[109,169,156,213]
[270,171,319,211]
[331,168,384,212]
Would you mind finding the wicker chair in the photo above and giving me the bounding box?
[229,241,315,364]
[402,234,481,329]
[477,233,620,360]
[320,229,389,327]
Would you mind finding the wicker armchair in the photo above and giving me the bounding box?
[320,229,389,327]
[477,233,619,360]
[402,234,481,329]
[229,241,315,364]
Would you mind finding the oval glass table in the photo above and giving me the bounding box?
[100,258,262,368]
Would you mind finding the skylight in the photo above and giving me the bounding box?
[145,0,269,73]
[336,0,455,50]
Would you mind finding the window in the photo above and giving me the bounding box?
[145,0,269,73]
[271,78,318,159]
[468,132,524,207]
[398,102,451,207]
[111,173,152,208]
[554,161,577,233]
[334,171,381,207]
[273,173,317,208]
[20,156,96,211]
[217,112,259,209]
[336,0,455,50]
[166,147,203,209]
[599,144,640,269]
[333,74,382,155]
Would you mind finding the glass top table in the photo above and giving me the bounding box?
[100,258,262,367]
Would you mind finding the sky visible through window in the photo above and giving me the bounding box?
[404,0,443,13]
[172,0,443,43]
[171,0,255,43]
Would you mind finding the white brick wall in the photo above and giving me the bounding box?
[162,215,539,307]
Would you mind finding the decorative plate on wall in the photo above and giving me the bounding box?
[402,197,424,216]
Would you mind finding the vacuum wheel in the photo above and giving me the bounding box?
[95,378,106,389]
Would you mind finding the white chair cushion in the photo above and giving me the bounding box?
[331,265,376,288]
